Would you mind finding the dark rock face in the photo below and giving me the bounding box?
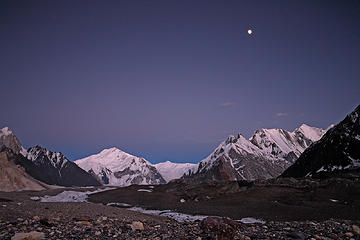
[191,155,240,181]
[17,146,101,187]
[281,105,360,178]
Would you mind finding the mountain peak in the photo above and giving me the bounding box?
[0,127,12,137]
[100,147,122,154]
[75,148,166,186]
[0,127,26,156]
[295,123,325,142]
[299,123,310,128]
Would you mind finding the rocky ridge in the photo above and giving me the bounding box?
[20,146,102,187]
[0,149,48,192]
[282,104,360,178]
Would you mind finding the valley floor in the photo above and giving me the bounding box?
[0,177,360,239]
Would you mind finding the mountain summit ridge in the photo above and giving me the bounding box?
[187,124,327,181]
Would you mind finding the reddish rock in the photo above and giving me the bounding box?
[200,216,240,240]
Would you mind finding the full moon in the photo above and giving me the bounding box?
[248,29,253,35]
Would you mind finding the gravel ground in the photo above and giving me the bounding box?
[1,184,360,239]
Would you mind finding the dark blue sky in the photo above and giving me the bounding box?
[1,1,359,163]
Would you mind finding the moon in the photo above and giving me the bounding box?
[248,29,253,35]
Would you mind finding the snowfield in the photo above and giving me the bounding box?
[39,187,115,202]
[154,161,197,182]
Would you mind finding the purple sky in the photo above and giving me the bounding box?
[1,1,359,163]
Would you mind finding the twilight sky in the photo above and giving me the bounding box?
[1,1,359,163]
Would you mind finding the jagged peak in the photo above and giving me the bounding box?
[0,127,13,136]
[225,135,236,142]
[225,133,247,145]
[296,123,322,132]
[27,145,69,168]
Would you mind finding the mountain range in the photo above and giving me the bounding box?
[0,127,101,189]
[0,123,328,188]
[1,104,359,190]
[74,124,327,184]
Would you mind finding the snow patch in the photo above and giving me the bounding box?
[30,196,41,201]
[128,207,208,222]
[137,189,152,193]
[107,202,132,208]
[238,217,265,224]
[127,207,265,224]
[39,188,115,202]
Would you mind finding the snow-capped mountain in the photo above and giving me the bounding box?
[75,147,166,186]
[154,161,197,182]
[18,145,101,187]
[188,124,327,181]
[281,105,360,178]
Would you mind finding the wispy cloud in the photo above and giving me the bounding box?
[276,112,288,117]
[219,102,235,108]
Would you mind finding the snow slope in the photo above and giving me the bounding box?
[250,124,326,161]
[154,161,197,182]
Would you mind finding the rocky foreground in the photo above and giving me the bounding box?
[0,197,359,240]
[1,214,360,240]
[1,178,360,240]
